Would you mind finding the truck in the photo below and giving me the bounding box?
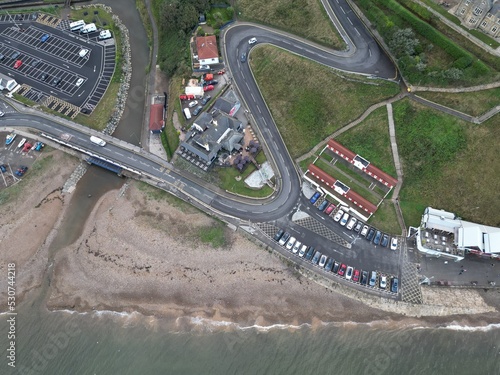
[90,136,106,146]
[80,23,97,34]
[69,20,85,31]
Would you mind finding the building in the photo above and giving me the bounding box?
[212,97,240,117]
[149,103,165,134]
[196,35,219,65]
[418,207,500,260]
[455,0,500,38]
[0,73,18,91]
[180,112,243,166]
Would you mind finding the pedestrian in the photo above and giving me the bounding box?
[461,265,464,268]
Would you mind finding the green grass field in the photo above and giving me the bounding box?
[237,0,344,49]
[417,88,500,117]
[367,201,401,235]
[250,45,400,158]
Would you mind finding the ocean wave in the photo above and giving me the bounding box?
[436,323,500,332]
[188,316,310,332]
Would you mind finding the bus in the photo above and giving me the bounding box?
[69,20,86,31]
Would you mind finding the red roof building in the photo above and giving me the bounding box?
[196,35,219,65]
[308,164,377,215]
[149,104,165,134]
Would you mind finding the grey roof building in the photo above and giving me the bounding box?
[212,90,241,117]
[455,0,500,37]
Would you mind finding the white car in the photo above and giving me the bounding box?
[390,237,398,251]
[292,241,302,254]
[98,30,112,40]
[360,225,369,236]
[380,276,387,289]
[248,37,257,45]
[76,78,84,87]
[333,209,344,222]
[17,138,26,148]
[286,237,296,250]
[340,213,350,226]
[346,217,357,230]
[298,244,307,257]
[188,100,198,108]
[345,266,354,280]
[0,110,4,117]
[318,255,328,268]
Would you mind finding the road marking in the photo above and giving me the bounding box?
[78,90,85,97]
[94,65,96,73]
[257,105,261,114]
[348,18,353,26]
[368,48,372,57]
[341,7,346,14]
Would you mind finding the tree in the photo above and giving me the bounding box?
[389,28,420,57]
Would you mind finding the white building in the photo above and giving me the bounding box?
[0,73,18,91]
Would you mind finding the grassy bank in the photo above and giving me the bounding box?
[367,201,401,235]
[237,0,344,50]
[250,45,400,158]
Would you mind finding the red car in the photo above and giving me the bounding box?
[179,94,195,100]
[338,263,347,276]
[352,269,360,282]
[22,142,32,152]
[217,69,225,75]
[324,203,336,215]
[203,85,214,92]
[13,60,22,69]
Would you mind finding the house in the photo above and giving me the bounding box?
[196,35,219,65]
[0,73,18,91]
[149,103,165,134]
[180,112,243,166]
[212,90,241,117]
[455,0,500,38]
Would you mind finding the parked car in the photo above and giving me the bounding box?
[34,142,44,151]
[333,209,344,222]
[361,271,368,285]
[305,247,315,261]
[390,237,398,251]
[373,231,382,245]
[51,77,61,86]
[381,234,389,247]
[345,266,353,280]
[15,166,28,176]
[248,37,257,44]
[366,228,376,241]
[298,244,308,258]
[285,237,296,251]
[40,33,50,42]
[361,225,369,237]
[240,52,247,62]
[193,105,203,116]
[380,276,387,289]
[205,80,218,85]
[0,53,4,60]
[318,200,329,211]
[76,78,84,87]
[369,271,377,287]
[324,203,336,215]
[311,251,322,265]
[391,278,399,293]
[0,164,6,173]
[199,65,210,70]
[332,261,340,274]
[10,51,20,59]
[278,232,290,246]
[0,111,4,117]
[31,59,40,67]
[352,269,360,282]
[40,73,49,81]
[338,263,347,276]
[22,142,32,152]
[201,95,211,105]
[273,229,284,242]
[354,221,363,233]
[13,60,22,69]
[346,217,357,230]
[292,241,302,254]
[188,100,198,108]
[310,191,321,204]
[340,213,349,226]
[203,85,214,92]
[325,257,334,272]
[318,255,328,268]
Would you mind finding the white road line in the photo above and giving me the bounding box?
[257,105,261,114]
[355,28,361,36]
[348,18,353,26]
[341,7,346,14]
[368,49,372,57]
[251,93,255,101]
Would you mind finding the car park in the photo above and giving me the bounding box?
[318,200,329,211]
[361,271,368,285]
[193,106,203,116]
[324,203,336,215]
[286,237,296,250]
[391,278,399,293]
[354,221,363,233]
[10,51,20,59]
[352,269,360,282]
[373,231,382,245]
[325,257,334,272]
[332,261,340,274]
[310,192,321,204]
[13,60,22,69]
[361,225,369,237]
[381,234,389,247]
[240,52,247,62]
[338,263,347,276]
[273,229,284,242]
[248,37,257,44]
[40,34,50,42]
[292,241,302,254]
[369,271,377,287]
[305,247,315,261]
[318,254,328,268]
[346,217,357,230]
[390,237,398,251]
[311,251,321,265]
[298,244,307,258]
[340,213,349,226]
[188,100,198,108]
[201,96,211,105]
[278,232,290,246]
[345,266,353,280]
[379,276,387,289]
[333,209,344,222]
[366,228,375,241]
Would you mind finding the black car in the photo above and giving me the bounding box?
[40,73,49,81]
[311,251,321,265]
[325,257,334,272]
[201,95,211,105]
[361,271,368,285]
[51,77,61,86]
[240,52,247,63]
[373,231,382,245]
[31,60,41,67]
[273,229,284,242]
[332,261,340,274]
[0,53,4,61]
[192,105,203,116]
[206,80,218,85]
[10,51,20,59]
[366,228,376,241]
[305,246,315,261]
[0,164,7,173]
[381,234,389,247]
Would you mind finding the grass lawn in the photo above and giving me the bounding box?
[250,45,400,158]
[74,82,120,130]
[237,0,345,50]
[194,222,229,249]
[394,99,500,227]
[417,88,500,117]
[136,181,200,213]
[299,156,318,173]
[215,164,274,198]
[367,201,401,235]
[336,106,397,177]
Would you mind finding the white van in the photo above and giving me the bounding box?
[98,30,112,40]
[69,20,85,31]
[183,108,192,120]
[79,48,89,58]
[90,136,106,146]
[80,23,97,34]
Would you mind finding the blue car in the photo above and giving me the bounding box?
[310,192,321,204]
[373,230,382,245]
[318,200,329,211]
[40,34,50,42]
[391,278,399,293]
[34,142,44,151]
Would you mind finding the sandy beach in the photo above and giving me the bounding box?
[1,150,500,330]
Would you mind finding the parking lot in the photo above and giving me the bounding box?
[0,12,115,116]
